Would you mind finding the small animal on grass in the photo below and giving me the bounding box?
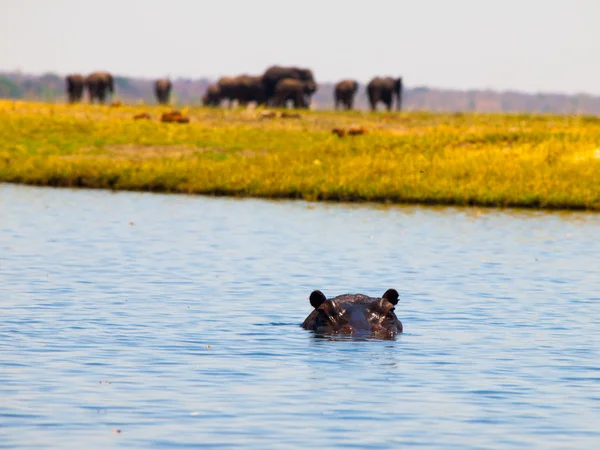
[110,100,122,107]
[348,126,366,136]
[332,126,367,137]
[280,111,301,119]
[258,111,301,120]
[133,112,151,120]
[160,110,190,123]
[259,110,278,119]
[301,289,402,337]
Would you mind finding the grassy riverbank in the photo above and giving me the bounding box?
[1,100,600,209]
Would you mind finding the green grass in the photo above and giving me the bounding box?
[1,100,600,210]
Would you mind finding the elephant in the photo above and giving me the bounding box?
[273,78,317,109]
[65,74,85,103]
[216,74,266,107]
[202,84,221,107]
[367,77,403,111]
[154,78,172,105]
[214,76,235,105]
[334,79,359,110]
[85,71,114,104]
[235,75,267,105]
[262,65,315,105]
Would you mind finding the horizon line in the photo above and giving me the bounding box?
[2,69,599,99]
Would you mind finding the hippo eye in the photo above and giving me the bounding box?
[319,309,335,322]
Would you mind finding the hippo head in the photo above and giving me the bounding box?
[301,289,403,337]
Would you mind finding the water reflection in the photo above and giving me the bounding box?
[310,332,399,342]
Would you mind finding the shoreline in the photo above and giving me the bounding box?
[1,180,598,212]
[2,101,599,211]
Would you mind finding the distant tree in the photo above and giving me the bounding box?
[412,86,430,93]
[114,76,130,89]
[0,76,23,98]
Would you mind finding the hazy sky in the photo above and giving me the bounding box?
[1,0,598,94]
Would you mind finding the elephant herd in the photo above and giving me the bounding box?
[65,72,172,105]
[202,66,317,109]
[335,77,403,111]
[65,66,403,111]
[66,72,114,104]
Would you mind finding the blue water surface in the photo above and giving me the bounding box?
[1,183,599,449]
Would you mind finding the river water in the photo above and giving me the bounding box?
[1,183,599,448]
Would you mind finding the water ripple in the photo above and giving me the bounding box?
[1,184,600,448]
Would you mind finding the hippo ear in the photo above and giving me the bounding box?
[309,290,327,309]
[383,289,399,305]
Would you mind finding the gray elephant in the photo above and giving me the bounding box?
[216,75,266,107]
[262,65,315,105]
[273,78,317,109]
[235,75,267,105]
[334,79,359,110]
[65,74,85,103]
[85,71,114,104]
[214,76,235,106]
[367,77,403,111]
[202,84,221,107]
[154,78,172,105]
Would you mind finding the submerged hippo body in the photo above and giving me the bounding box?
[301,289,402,336]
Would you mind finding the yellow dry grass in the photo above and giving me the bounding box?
[1,100,600,210]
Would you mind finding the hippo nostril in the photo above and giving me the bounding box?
[340,325,354,334]
[372,324,396,337]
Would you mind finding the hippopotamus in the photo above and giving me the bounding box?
[301,289,403,336]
